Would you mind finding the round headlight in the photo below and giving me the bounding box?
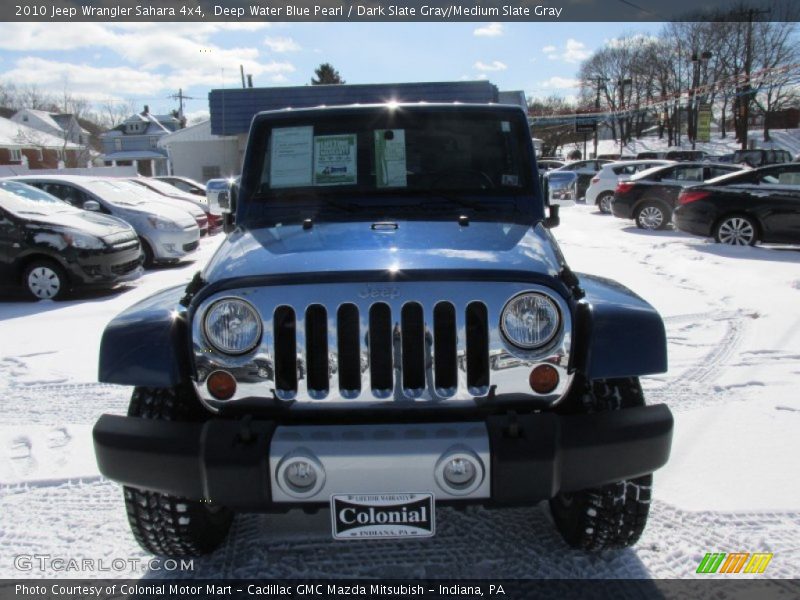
[204,298,262,355]
[501,292,561,350]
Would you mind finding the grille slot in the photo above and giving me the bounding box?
[368,303,393,395]
[465,302,490,392]
[433,302,457,393]
[401,302,426,395]
[337,304,361,395]
[305,305,328,395]
[274,306,297,395]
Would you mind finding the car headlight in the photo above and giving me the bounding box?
[501,292,561,349]
[203,298,262,355]
[147,216,181,232]
[61,231,105,250]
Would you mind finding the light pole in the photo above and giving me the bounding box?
[618,78,632,157]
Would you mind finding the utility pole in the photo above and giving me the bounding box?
[739,7,770,150]
[167,88,198,125]
[592,76,608,159]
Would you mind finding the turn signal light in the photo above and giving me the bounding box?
[529,364,559,394]
[207,370,237,400]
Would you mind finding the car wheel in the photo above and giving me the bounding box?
[123,387,233,557]
[549,378,652,551]
[635,203,669,230]
[714,215,758,246]
[597,192,614,214]
[140,238,155,268]
[23,259,68,300]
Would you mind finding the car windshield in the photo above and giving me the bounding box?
[82,180,146,207]
[0,182,76,216]
[134,178,184,196]
[251,108,531,202]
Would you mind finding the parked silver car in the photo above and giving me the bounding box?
[8,175,200,267]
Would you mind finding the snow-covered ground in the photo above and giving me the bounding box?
[564,127,800,158]
[1,208,799,579]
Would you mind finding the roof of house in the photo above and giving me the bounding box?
[158,120,234,145]
[0,117,81,148]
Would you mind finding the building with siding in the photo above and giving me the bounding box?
[99,106,182,176]
[0,117,82,169]
[10,109,90,146]
[158,120,239,183]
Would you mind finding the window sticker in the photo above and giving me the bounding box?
[501,174,519,186]
[314,134,357,186]
[374,129,407,188]
[269,126,314,188]
[501,121,511,132]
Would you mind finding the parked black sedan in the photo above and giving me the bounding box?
[673,163,800,246]
[612,162,745,230]
[0,181,143,299]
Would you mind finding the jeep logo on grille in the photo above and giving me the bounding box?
[358,286,400,299]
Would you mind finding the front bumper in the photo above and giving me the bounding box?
[67,243,143,286]
[93,404,673,509]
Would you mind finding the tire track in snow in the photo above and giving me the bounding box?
[646,311,750,412]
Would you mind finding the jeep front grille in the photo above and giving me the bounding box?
[192,281,572,410]
[264,300,488,400]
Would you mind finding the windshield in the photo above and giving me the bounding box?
[0,182,76,216]
[133,178,183,196]
[251,109,531,200]
[82,180,146,207]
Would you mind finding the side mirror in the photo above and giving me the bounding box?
[217,190,230,211]
[544,204,560,229]
[84,200,100,212]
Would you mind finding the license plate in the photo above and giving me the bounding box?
[330,493,435,540]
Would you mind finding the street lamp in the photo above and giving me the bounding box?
[618,78,633,157]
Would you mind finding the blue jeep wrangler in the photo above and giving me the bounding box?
[93,103,673,557]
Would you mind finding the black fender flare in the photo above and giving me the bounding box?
[571,274,668,379]
[98,284,191,387]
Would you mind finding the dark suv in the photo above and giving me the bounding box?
[0,181,142,299]
[93,104,673,556]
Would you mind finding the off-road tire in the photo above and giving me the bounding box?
[123,387,233,557]
[549,378,653,551]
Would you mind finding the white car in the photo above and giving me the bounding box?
[586,160,674,213]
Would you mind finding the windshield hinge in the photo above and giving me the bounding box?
[180,271,206,307]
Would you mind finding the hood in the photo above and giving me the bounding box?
[126,201,198,228]
[203,220,564,283]
[27,210,133,239]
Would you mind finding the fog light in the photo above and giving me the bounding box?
[529,364,559,394]
[276,451,325,498]
[207,370,237,400]
[285,461,317,491]
[443,458,477,488]
[435,448,484,496]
